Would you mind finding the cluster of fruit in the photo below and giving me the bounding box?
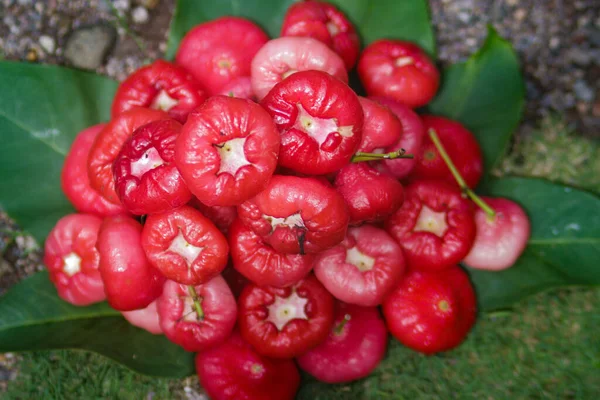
[42,1,531,398]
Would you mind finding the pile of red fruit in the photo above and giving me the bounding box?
[43,1,531,399]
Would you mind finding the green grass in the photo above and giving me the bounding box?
[3,116,600,399]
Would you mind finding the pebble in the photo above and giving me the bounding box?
[64,25,117,70]
[132,6,150,24]
[573,80,596,102]
[39,35,55,54]
[567,47,592,66]
[549,37,560,50]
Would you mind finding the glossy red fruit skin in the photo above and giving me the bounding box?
[189,197,237,236]
[297,302,387,383]
[88,108,168,205]
[195,331,300,400]
[250,36,348,101]
[280,1,360,70]
[175,16,268,94]
[96,215,166,311]
[412,115,483,189]
[141,205,229,285]
[111,60,208,123]
[369,96,425,179]
[121,300,162,335]
[217,76,256,101]
[356,97,402,153]
[175,96,280,207]
[385,180,476,271]
[382,266,477,354]
[237,175,349,254]
[44,213,105,306]
[261,70,363,175]
[157,276,236,352]
[314,225,405,306]
[61,124,127,217]
[229,218,315,288]
[463,197,530,270]
[358,40,439,108]
[113,119,192,215]
[334,163,404,225]
[238,274,335,358]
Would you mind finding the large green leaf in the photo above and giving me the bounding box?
[0,61,117,243]
[166,0,435,60]
[429,27,525,176]
[0,272,195,377]
[467,177,600,311]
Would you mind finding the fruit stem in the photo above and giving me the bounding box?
[333,313,351,335]
[187,285,204,321]
[428,129,496,218]
[351,149,414,163]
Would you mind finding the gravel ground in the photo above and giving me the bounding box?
[0,0,598,395]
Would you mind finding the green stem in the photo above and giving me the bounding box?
[428,129,496,218]
[352,149,414,163]
[187,286,204,321]
[333,314,352,335]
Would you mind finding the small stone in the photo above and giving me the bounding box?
[514,9,527,22]
[465,37,477,47]
[549,37,560,50]
[506,0,518,6]
[457,12,471,24]
[573,80,595,102]
[113,0,131,11]
[25,49,37,62]
[39,35,55,54]
[132,6,149,24]
[567,48,592,66]
[64,25,117,70]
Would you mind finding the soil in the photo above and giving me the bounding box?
[0,0,598,395]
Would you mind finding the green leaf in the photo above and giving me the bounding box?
[467,177,600,311]
[0,272,195,378]
[429,27,525,176]
[166,0,435,60]
[326,0,435,55]
[0,61,117,243]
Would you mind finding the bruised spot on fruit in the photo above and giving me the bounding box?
[293,103,353,146]
[130,147,166,178]
[264,212,306,232]
[345,246,375,272]
[266,290,309,331]
[62,252,82,277]
[438,300,450,312]
[182,294,203,322]
[168,231,204,266]
[214,138,251,175]
[326,21,340,36]
[282,69,297,80]
[394,56,414,68]
[413,205,448,237]
[151,90,179,112]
